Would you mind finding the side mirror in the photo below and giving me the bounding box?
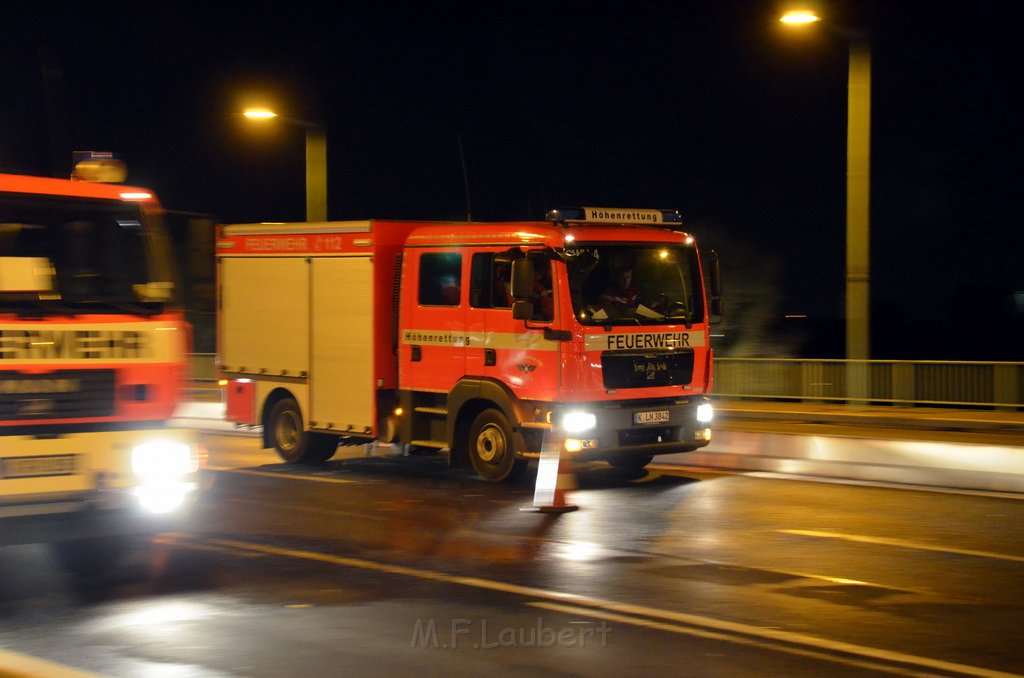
[512,300,534,320]
[710,296,724,319]
[708,250,724,322]
[511,258,533,299]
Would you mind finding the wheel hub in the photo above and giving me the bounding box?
[476,424,506,464]
[276,412,300,452]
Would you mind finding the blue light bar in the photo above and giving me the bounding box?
[546,207,683,225]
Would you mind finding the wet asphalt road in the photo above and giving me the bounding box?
[2,434,1023,677]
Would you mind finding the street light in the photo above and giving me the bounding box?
[781,8,872,399]
[243,107,327,222]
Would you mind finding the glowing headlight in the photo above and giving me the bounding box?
[561,411,597,433]
[132,441,197,479]
[696,403,714,424]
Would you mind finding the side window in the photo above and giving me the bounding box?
[418,252,462,306]
[493,260,513,308]
[470,252,512,309]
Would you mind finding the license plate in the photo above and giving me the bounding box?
[0,454,79,479]
[634,410,670,425]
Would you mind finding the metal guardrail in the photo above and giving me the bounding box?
[187,354,1024,410]
[714,358,1024,409]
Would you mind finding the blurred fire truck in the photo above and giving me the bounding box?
[0,159,203,574]
[218,207,721,481]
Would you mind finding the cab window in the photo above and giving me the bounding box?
[470,252,512,309]
[418,252,462,306]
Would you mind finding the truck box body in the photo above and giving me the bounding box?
[219,208,718,481]
[218,221,416,435]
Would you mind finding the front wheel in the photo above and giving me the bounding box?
[268,397,337,464]
[467,409,526,482]
[51,535,134,578]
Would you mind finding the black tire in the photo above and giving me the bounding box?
[305,432,339,464]
[607,454,653,471]
[268,397,337,464]
[51,535,132,577]
[467,409,526,482]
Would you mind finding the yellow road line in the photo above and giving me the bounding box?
[204,537,1023,678]
[206,466,356,484]
[780,529,1024,564]
[0,648,104,678]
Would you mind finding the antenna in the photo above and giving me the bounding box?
[457,136,472,221]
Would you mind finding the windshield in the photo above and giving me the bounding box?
[564,244,704,326]
[0,192,176,314]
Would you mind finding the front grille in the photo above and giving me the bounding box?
[0,370,115,421]
[618,426,681,446]
[602,350,694,389]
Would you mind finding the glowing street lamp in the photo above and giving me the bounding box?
[243,107,327,223]
[243,108,279,121]
[779,10,821,26]
[781,8,872,379]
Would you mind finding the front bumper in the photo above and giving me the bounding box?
[0,487,200,547]
[1,427,206,547]
[549,397,712,461]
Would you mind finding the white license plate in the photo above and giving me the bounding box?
[634,410,670,425]
[0,454,79,479]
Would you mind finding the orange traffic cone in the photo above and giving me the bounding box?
[522,432,579,513]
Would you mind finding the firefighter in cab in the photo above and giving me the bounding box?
[600,262,640,311]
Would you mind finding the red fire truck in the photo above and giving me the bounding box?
[218,207,720,481]
[0,166,202,573]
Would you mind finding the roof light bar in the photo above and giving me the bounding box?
[546,207,683,225]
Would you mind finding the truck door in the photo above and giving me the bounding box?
[310,255,374,433]
[399,249,467,392]
[466,250,560,401]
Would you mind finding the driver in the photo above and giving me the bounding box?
[600,264,640,309]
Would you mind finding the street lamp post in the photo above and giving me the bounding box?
[845,36,871,366]
[303,124,327,223]
[243,108,327,222]
[781,10,872,402]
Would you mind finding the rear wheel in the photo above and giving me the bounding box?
[468,409,526,482]
[268,397,337,464]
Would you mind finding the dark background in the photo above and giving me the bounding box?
[2,1,1021,359]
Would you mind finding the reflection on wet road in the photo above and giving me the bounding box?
[2,433,1024,677]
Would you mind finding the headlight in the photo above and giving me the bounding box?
[696,403,714,424]
[561,411,597,433]
[132,441,197,479]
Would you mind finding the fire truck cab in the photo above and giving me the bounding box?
[0,167,202,575]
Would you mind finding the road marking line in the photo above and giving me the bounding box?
[206,466,356,484]
[748,472,1024,500]
[206,537,1022,678]
[780,529,1024,564]
[0,648,104,678]
[152,534,267,557]
[527,601,926,677]
[646,464,738,479]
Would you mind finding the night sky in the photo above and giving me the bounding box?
[3,2,1021,359]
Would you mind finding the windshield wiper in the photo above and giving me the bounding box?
[6,295,162,317]
[667,314,693,329]
[0,298,79,318]
[69,300,162,317]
